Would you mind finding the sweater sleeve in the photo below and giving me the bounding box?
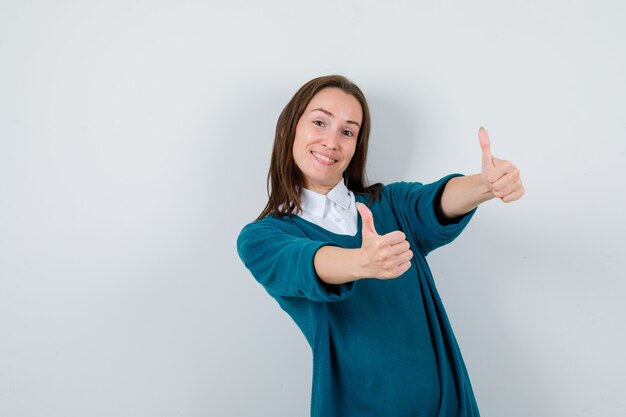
[385,174,476,256]
[236,219,356,302]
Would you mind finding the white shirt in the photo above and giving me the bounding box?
[297,180,358,236]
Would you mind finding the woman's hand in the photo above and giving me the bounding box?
[313,206,412,284]
[355,203,413,280]
[438,127,525,219]
[479,127,525,203]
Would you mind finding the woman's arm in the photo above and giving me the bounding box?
[314,203,413,284]
[440,127,525,219]
[314,246,363,285]
[439,174,493,219]
[237,222,358,301]
[314,128,524,284]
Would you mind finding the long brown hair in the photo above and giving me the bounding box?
[256,75,382,220]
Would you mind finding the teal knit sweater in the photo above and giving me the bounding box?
[237,174,480,417]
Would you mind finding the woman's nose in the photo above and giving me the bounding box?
[321,131,339,150]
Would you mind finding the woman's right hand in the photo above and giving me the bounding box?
[356,203,413,280]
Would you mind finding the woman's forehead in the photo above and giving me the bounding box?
[305,88,363,124]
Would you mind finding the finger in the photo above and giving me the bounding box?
[490,165,519,190]
[394,248,413,264]
[356,202,378,235]
[381,259,412,280]
[387,240,411,257]
[394,260,412,278]
[492,172,521,197]
[479,127,495,169]
[486,160,515,184]
[391,240,410,251]
[381,246,413,274]
[501,185,526,203]
[381,230,406,245]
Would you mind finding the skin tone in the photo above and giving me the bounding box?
[292,89,525,285]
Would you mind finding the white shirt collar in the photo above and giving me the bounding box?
[327,180,352,210]
[300,180,352,217]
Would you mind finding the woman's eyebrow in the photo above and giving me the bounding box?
[310,108,361,128]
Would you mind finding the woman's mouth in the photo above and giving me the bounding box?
[311,151,336,165]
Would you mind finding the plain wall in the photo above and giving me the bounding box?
[1,0,625,416]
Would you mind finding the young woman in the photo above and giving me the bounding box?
[237,75,524,417]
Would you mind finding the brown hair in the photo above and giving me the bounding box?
[256,75,382,220]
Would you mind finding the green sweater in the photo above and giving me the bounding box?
[237,174,480,417]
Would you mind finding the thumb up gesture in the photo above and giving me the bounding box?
[356,203,413,280]
[479,127,525,203]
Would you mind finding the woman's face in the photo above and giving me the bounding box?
[292,87,363,195]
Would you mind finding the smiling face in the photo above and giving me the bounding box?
[292,87,363,195]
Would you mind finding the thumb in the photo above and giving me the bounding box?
[479,127,495,169]
[356,202,378,235]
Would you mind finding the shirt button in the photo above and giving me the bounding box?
[334,217,342,222]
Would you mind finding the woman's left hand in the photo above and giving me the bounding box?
[479,127,525,203]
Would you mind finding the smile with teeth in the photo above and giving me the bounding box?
[311,151,337,164]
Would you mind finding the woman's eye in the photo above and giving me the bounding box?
[343,130,354,137]
[313,120,324,127]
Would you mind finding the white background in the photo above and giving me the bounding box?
[1,0,625,416]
